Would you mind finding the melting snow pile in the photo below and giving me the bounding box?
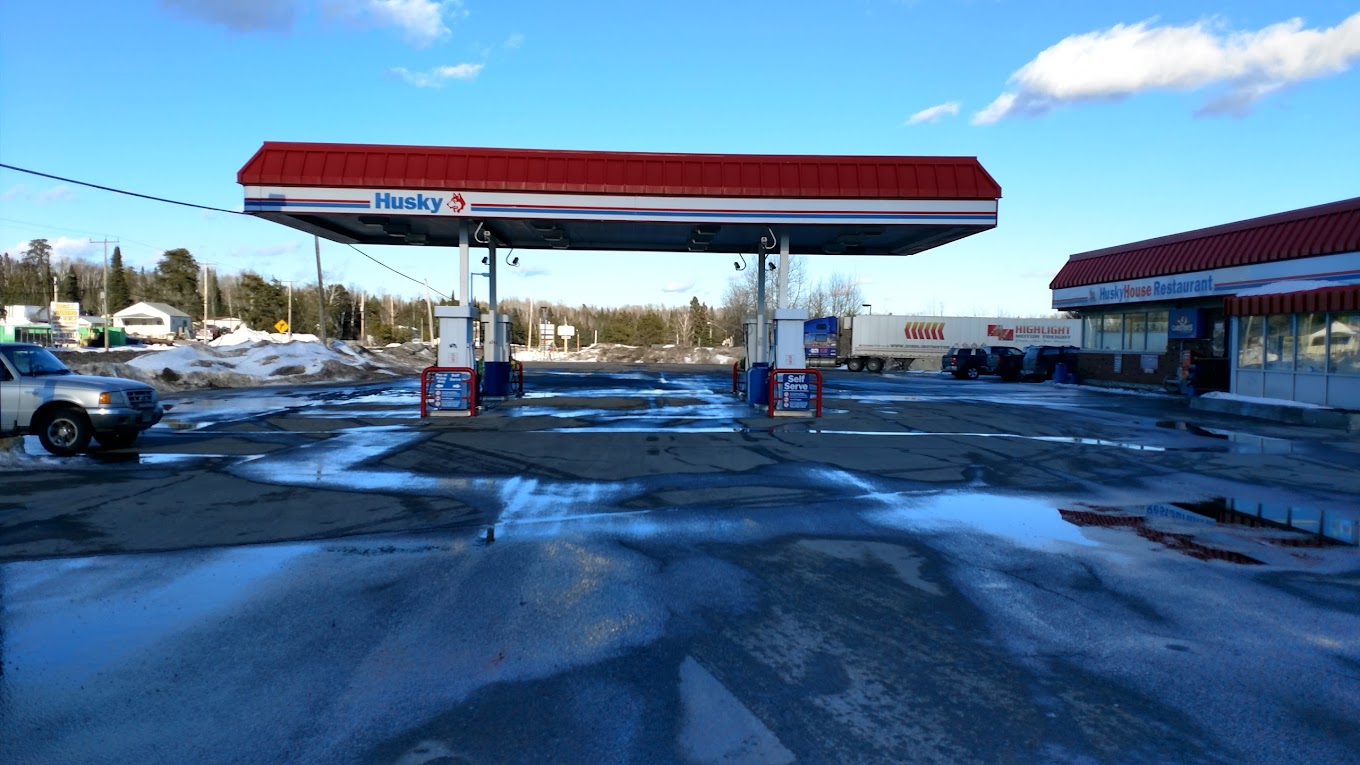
[65,337,436,391]
[513,343,739,365]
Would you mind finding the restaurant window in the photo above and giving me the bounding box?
[1100,314,1123,351]
[1264,314,1293,371]
[1081,315,1100,350]
[1146,311,1169,352]
[1297,312,1328,374]
[1124,313,1147,351]
[1238,316,1264,369]
[1332,313,1360,376]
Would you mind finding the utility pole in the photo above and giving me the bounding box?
[89,237,117,351]
[314,235,328,345]
[283,280,295,341]
[200,262,216,337]
[359,291,367,345]
[424,279,435,346]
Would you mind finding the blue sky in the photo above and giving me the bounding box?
[2,0,1358,317]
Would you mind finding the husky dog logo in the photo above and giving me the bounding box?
[447,192,467,213]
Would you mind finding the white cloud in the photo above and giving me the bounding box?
[161,0,301,32]
[1,185,30,202]
[36,185,75,203]
[390,63,483,87]
[328,0,462,47]
[520,265,549,277]
[8,237,100,262]
[505,32,525,49]
[973,12,1360,124]
[905,101,960,125]
[662,280,696,293]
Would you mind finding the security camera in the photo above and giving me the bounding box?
[508,256,520,266]
[767,262,777,271]
[481,255,490,265]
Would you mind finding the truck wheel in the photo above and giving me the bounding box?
[964,367,981,380]
[38,406,92,456]
[846,358,865,372]
[865,358,885,373]
[96,430,141,449]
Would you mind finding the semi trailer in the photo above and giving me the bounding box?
[804,314,1082,372]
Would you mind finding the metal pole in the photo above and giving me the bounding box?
[89,237,117,350]
[778,232,790,309]
[459,222,470,307]
[424,280,435,346]
[286,281,294,341]
[314,235,327,345]
[756,252,767,365]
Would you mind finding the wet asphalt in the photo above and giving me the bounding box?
[2,365,1359,765]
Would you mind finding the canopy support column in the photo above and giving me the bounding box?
[777,231,790,309]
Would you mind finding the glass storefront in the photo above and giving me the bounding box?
[1243,312,1360,376]
[1083,309,1170,352]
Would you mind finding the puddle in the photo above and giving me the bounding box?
[798,431,1169,452]
[1155,421,1299,454]
[3,542,308,686]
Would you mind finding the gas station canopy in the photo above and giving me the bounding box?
[238,142,1001,255]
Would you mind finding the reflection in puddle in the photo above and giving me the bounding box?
[1155,421,1299,454]
[4,543,307,687]
[802,431,1168,452]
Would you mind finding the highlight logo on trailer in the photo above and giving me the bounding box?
[987,324,1015,341]
[903,321,945,340]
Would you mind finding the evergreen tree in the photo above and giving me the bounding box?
[60,265,81,303]
[236,272,285,330]
[150,248,202,318]
[108,246,132,311]
[20,239,53,305]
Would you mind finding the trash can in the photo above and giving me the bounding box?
[1053,362,1067,384]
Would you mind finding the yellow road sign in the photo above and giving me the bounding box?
[274,320,289,333]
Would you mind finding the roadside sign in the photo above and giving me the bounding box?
[274,319,289,333]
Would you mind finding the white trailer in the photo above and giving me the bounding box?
[806,314,1082,372]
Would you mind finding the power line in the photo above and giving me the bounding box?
[2,163,453,299]
[345,242,450,300]
[0,162,243,215]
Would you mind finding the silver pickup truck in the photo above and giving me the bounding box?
[0,342,164,455]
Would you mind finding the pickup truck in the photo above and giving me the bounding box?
[0,342,164,455]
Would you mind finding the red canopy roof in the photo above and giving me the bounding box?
[1223,283,1360,316]
[237,142,1001,200]
[1051,197,1360,290]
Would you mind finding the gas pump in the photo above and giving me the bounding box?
[435,305,478,369]
[772,308,809,369]
[482,314,513,398]
[743,314,770,406]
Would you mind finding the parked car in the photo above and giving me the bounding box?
[986,347,1025,382]
[0,343,164,455]
[1022,345,1081,381]
[942,346,1023,380]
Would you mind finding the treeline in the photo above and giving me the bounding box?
[0,238,869,346]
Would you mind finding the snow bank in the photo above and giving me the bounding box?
[210,328,320,347]
[62,337,437,392]
[513,343,738,365]
[1200,391,1329,410]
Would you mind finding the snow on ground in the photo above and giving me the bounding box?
[514,343,738,365]
[1201,391,1329,409]
[61,338,437,392]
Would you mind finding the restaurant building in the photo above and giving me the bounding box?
[1050,198,1360,409]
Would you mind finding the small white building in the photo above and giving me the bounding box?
[114,301,193,339]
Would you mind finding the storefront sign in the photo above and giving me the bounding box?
[1168,309,1203,339]
[1051,251,1360,309]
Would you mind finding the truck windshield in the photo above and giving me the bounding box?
[0,345,73,376]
